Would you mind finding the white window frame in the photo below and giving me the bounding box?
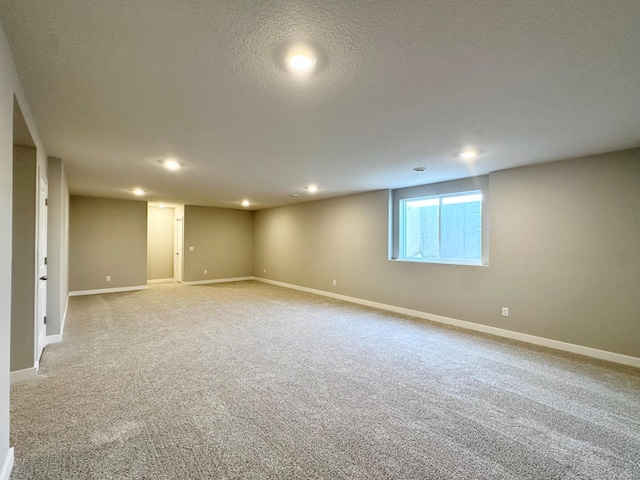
[390,176,489,266]
[399,191,483,264]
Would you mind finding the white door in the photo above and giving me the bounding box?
[174,217,183,283]
[36,173,48,363]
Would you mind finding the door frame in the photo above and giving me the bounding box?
[35,168,47,365]
[174,216,184,283]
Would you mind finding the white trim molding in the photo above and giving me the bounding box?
[10,367,38,384]
[69,285,148,297]
[0,448,13,480]
[147,278,176,284]
[45,334,63,345]
[61,294,68,334]
[46,294,68,345]
[181,276,253,286]
[255,277,640,369]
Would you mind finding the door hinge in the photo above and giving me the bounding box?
[45,198,48,206]
[44,256,47,265]
[44,316,47,325]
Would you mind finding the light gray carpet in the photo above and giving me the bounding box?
[10,281,640,479]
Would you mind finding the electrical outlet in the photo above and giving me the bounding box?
[332,279,337,286]
[204,270,207,275]
[502,307,509,317]
[189,246,194,251]
[263,268,266,274]
[106,276,111,282]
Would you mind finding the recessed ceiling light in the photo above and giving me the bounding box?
[288,54,315,71]
[132,188,145,196]
[458,149,483,160]
[161,158,181,171]
[413,167,426,173]
[306,185,319,193]
[285,45,317,73]
[241,200,250,207]
[290,194,300,198]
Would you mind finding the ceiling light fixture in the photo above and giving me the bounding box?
[161,158,181,171]
[288,54,315,71]
[285,45,317,73]
[306,185,319,193]
[413,167,426,173]
[290,194,300,198]
[458,149,482,160]
[241,200,250,207]
[132,188,145,196]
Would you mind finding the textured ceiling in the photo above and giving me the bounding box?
[1,1,639,209]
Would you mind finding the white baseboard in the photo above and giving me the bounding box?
[46,333,63,345]
[46,295,68,345]
[69,285,148,296]
[62,293,68,334]
[10,367,38,384]
[147,278,176,284]
[37,328,46,363]
[181,276,253,286]
[0,448,13,480]
[255,277,640,369]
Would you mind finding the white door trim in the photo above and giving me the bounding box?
[35,170,48,364]
[0,448,14,480]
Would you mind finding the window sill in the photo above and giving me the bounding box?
[389,258,487,267]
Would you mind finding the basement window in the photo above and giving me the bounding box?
[390,176,488,266]
[400,191,482,264]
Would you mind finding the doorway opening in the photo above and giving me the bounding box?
[11,96,46,380]
[147,204,184,284]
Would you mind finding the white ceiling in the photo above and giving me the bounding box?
[1,1,639,210]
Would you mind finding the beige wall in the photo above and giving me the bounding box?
[183,205,253,282]
[147,206,174,280]
[46,157,69,336]
[11,145,36,372]
[254,149,640,358]
[69,196,147,291]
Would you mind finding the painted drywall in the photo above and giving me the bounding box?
[46,157,69,336]
[254,149,640,358]
[10,146,36,372]
[69,196,147,292]
[0,20,48,471]
[147,206,174,280]
[183,205,253,282]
